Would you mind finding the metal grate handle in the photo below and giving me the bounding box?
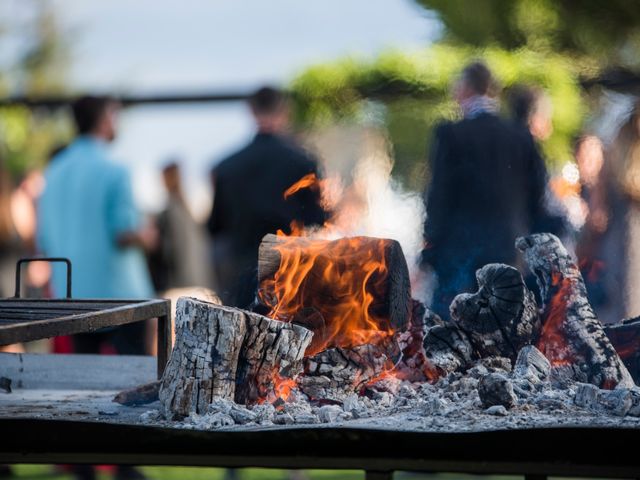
[14,257,72,299]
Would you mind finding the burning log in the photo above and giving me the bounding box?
[159,297,312,418]
[257,234,411,355]
[450,264,541,360]
[516,233,634,389]
[604,316,640,384]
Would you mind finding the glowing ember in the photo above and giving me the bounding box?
[537,272,574,367]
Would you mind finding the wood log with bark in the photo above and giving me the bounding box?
[449,263,541,360]
[257,234,411,355]
[159,297,313,418]
[604,316,640,384]
[516,233,634,389]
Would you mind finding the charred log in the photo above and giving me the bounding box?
[422,323,475,376]
[159,297,312,418]
[604,316,640,384]
[450,263,541,360]
[113,381,160,406]
[516,233,634,389]
[298,340,400,402]
[257,234,411,354]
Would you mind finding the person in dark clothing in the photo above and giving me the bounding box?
[422,63,550,318]
[207,87,326,308]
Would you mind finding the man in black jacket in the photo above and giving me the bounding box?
[422,62,550,318]
[207,87,326,308]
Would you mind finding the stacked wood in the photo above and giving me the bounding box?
[516,233,634,389]
[604,316,640,384]
[159,297,313,418]
[449,263,541,360]
[257,234,411,355]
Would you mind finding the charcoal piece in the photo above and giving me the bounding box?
[513,345,550,384]
[516,233,634,389]
[0,376,11,394]
[422,323,475,376]
[450,263,541,359]
[478,372,517,409]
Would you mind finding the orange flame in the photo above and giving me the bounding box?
[537,272,574,367]
[284,173,319,200]
[259,236,395,356]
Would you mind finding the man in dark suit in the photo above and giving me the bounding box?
[422,62,550,318]
[207,87,326,308]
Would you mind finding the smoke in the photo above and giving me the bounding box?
[301,127,428,300]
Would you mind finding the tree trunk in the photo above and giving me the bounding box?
[516,233,634,389]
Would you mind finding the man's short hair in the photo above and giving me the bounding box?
[72,95,115,134]
[507,85,540,124]
[460,61,495,96]
[248,86,287,115]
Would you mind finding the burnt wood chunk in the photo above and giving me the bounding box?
[604,316,640,384]
[450,264,541,360]
[113,381,160,406]
[516,233,634,389]
[422,323,474,376]
[478,372,517,409]
[257,234,411,354]
[513,345,550,384]
[159,297,312,418]
[299,341,400,402]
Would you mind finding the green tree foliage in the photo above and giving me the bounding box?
[415,0,640,68]
[0,3,72,177]
[291,45,584,190]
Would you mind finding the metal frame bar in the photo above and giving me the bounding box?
[0,420,638,478]
[0,298,171,377]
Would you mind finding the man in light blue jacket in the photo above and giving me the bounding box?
[38,95,156,355]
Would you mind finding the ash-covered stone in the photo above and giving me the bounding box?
[318,404,345,423]
[574,383,600,409]
[478,373,517,409]
[273,412,295,425]
[251,403,276,424]
[485,405,509,416]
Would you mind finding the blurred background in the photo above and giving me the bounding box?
[3,0,640,478]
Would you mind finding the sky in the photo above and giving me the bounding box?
[11,0,441,217]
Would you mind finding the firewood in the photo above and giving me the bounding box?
[159,297,313,418]
[516,233,634,389]
[450,263,541,360]
[113,381,160,406]
[604,316,640,384]
[257,234,411,354]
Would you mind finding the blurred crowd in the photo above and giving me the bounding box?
[1,64,640,362]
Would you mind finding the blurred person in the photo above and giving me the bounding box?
[37,97,154,480]
[573,134,622,322]
[421,62,551,318]
[595,101,640,321]
[38,95,156,352]
[508,85,569,241]
[149,161,210,292]
[207,86,326,308]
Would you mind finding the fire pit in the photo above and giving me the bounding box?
[2,237,640,479]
